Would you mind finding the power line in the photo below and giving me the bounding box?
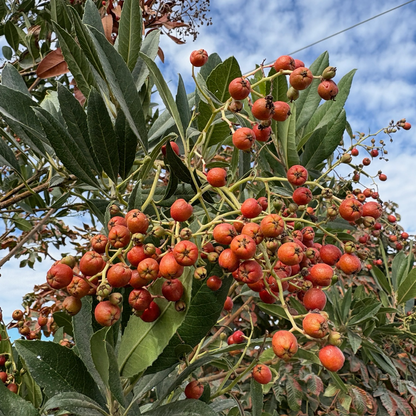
[287,0,416,56]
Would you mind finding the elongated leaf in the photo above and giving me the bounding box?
[391,250,410,292]
[115,109,137,179]
[53,23,97,97]
[251,378,263,416]
[132,30,159,90]
[33,107,99,188]
[106,342,126,406]
[295,348,320,365]
[139,51,184,141]
[15,340,106,407]
[347,330,362,354]
[90,327,111,387]
[89,27,148,151]
[118,268,193,378]
[397,268,416,305]
[0,380,39,416]
[2,63,30,96]
[43,392,107,416]
[57,83,98,170]
[83,0,104,34]
[295,52,329,130]
[329,372,348,393]
[176,74,191,132]
[144,399,218,416]
[36,48,69,79]
[4,21,20,52]
[0,136,20,172]
[257,302,288,321]
[283,103,299,167]
[87,87,119,182]
[50,0,72,30]
[348,302,381,326]
[341,287,352,323]
[371,266,391,294]
[146,275,232,374]
[301,109,346,170]
[286,376,302,411]
[128,180,143,211]
[206,55,241,103]
[118,0,142,71]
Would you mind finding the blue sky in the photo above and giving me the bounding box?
[1,0,416,323]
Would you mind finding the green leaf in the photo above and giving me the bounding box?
[87,87,119,182]
[397,268,416,305]
[106,341,126,406]
[347,330,362,354]
[257,302,288,321]
[145,275,232,374]
[295,52,329,130]
[348,302,381,326]
[286,375,302,411]
[115,109,137,179]
[70,6,105,79]
[90,326,111,386]
[2,63,30,96]
[33,107,100,188]
[139,51,184,141]
[89,26,148,151]
[50,0,72,31]
[206,56,241,103]
[118,268,193,378]
[72,297,107,393]
[117,0,142,71]
[200,52,222,79]
[0,0,8,21]
[371,266,391,294]
[128,180,143,211]
[53,311,73,336]
[295,348,320,365]
[282,103,299,167]
[0,380,39,416]
[340,287,352,323]
[13,217,32,232]
[0,135,20,172]
[57,83,98,170]
[43,392,107,416]
[176,74,191,133]
[4,21,20,52]
[143,399,219,416]
[0,85,46,156]
[53,22,97,98]
[82,0,104,34]
[132,30,159,90]
[2,46,12,60]
[329,372,348,393]
[251,377,263,416]
[14,340,106,407]
[301,109,346,170]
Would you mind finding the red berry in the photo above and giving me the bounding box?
[161,141,180,156]
[403,122,411,130]
[252,364,272,384]
[351,148,359,156]
[272,101,291,122]
[273,55,295,72]
[190,49,208,67]
[228,77,251,100]
[224,296,233,311]
[206,276,222,291]
[185,380,204,399]
[289,67,313,90]
[317,79,338,100]
[206,168,227,187]
[379,173,387,181]
[171,199,193,222]
[232,127,255,151]
[319,345,345,372]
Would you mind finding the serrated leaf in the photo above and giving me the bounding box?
[118,268,193,378]
[57,83,98,169]
[87,87,119,182]
[34,107,99,188]
[43,392,107,416]
[304,373,324,396]
[2,63,30,96]
[14,340,106,407]
[53,22,97,98]
[145,275,233,374]
[117,0,142,71]
[286,375,302,411]
[206,56,241,103]
[115,109,138,179]
[0,380,39,416]
[139,51,184,141]
[397,268,416,305]
[88,27,148,152]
